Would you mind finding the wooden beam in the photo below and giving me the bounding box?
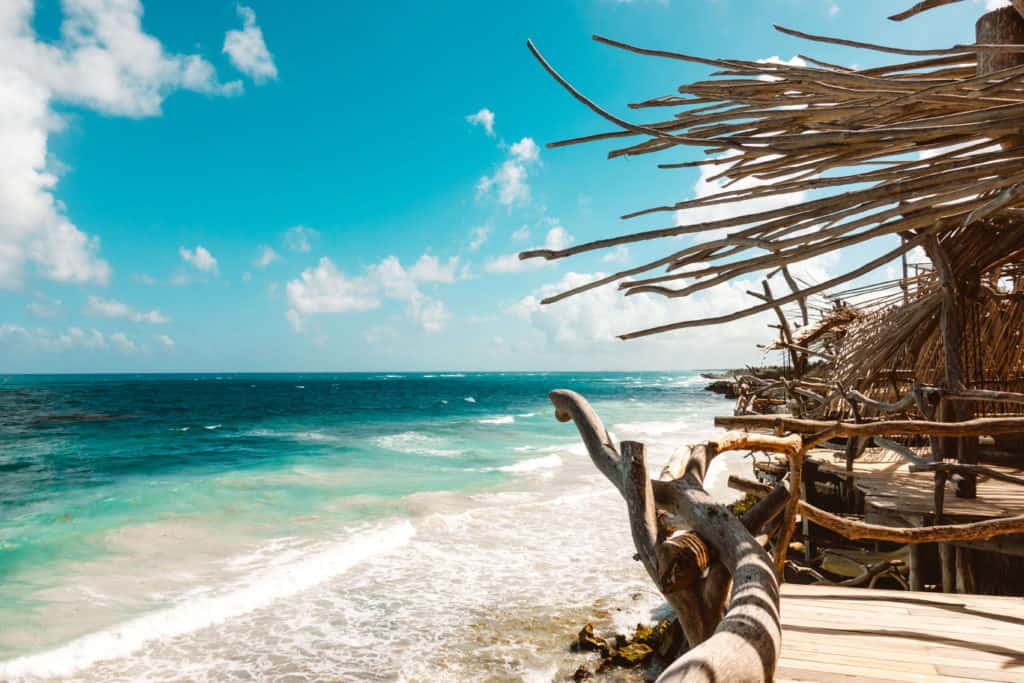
[715,413,1024,438]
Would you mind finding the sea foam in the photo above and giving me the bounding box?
[478,415,514,425]
[0,521,415,680]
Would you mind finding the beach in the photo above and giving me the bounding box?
[0,372,739,681]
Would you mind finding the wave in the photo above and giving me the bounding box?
[516,412,537,418]
[611,419,691,440]
[204,424,221,431]
[463,396,476,403]
[477,415,514,425]
[242,429,344,444]
[495,454,563,474]
[373,432,462,457]
[0,521,415,680]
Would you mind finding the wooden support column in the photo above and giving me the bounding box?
[909,544,925,591]
[939,543,957,593]
[956,546,977,594]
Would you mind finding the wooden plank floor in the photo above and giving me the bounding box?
[777,584,1024,682]
[807,448,1024,521]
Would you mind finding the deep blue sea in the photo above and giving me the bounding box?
[0,372,736,681]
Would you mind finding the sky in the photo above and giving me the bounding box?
[0,0,1007,372]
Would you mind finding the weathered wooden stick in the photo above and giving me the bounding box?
[715,413,1024,437]
[729,476,1024,542]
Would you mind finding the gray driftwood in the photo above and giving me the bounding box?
[549,389,787,683]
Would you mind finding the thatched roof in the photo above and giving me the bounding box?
[520,2,1024,377]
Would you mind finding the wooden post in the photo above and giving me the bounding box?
[939,543,957,593]
[956,546,977,594]
[909,544,925,591]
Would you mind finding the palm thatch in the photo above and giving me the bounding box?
[520,4,1024,365]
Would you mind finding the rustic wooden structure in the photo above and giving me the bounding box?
[527,2,1024,681]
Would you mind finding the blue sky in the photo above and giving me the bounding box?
[0,0,1000,372]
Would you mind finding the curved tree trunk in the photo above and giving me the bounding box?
[549,389,787,682]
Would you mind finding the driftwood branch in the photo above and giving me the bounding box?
[716,413,1024,438]
[550,389,781,682]
[730,476,1024,543]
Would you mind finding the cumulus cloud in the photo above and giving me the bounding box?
[254,244,278,268]
[509,137,540,163]
[223,4,278,84]
[485,222,572,274]
[602,245,630,264]
[179,245,218,273]
[27,294,62,318]
[509,270,772,365]
[477,137,541,206]
[675,154,809,244]
[155,333,175,348]
[109,331,136,352]
[465,108,495,136]
[0,324,141,353]
[468,225,491,252]
[286,252,458,333]
[0,0,245,290]
[284,225,318,253]
[84,295,168,323]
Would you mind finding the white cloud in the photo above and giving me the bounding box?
[0,0,245,290]
[27,293,62,318]
[223,4,277,84]
[465,108,495,136]
[510,270,770,363]
[828,3,840,16]
[486,223,572,274]
[286,257,379,321]
[984,0,1011,10]
[0,324,143,354]
[84,295,168,323]
[602,245,630,264]
[155,333,175,348]
[109,331,136,352]
[675,154,809,243]
[468,225,491,251]
[284,225,318,253]
[133,273,157,285]
[254,244,278,268]
[477,137,541,206]
[509,137,540,163]
[408,253,459,283]
[179,245,218,273]
[511,226,530,241]
[286,252,458,333]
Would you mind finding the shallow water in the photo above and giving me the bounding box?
[0,372,739,681]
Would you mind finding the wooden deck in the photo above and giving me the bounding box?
[778,584,1024,682]
[806,447,1024,523]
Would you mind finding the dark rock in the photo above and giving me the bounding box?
[574,623,610,657]
[611,642,654,667]
[571,665,592,681]
[704,380,739,399]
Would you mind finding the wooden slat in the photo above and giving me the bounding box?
[779,584,1024,682]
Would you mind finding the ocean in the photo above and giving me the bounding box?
[0,372,741,682]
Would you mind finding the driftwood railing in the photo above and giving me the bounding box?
[550,389,789,682]
[551,387,1024,680]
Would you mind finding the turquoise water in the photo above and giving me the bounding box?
[0,372,735,681]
